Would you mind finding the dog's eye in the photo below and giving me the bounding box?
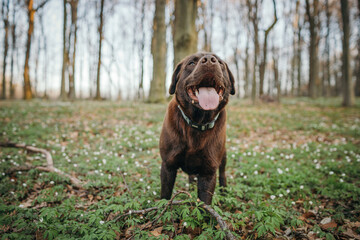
[188,61,195,66]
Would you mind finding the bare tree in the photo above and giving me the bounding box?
[355,0,360,97]
[60,0,67,100]
[259,0,277,96]
[200,0,213,52]
[173,0,198,67]
[305,0,320,99]
[297,25,302,96]
[1,0,10,99]
[148,0,166,103]
[244,36,250,98]
[246,0,260,103]
[323,0,332,96]
[137,0,146,100]
[23,0,49,100]
[9,0,17,99]
[67,0,79,100]
[272,46,280,102]
[340,0,354,106]
[95,0,104,100]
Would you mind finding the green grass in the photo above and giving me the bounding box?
[0,98,359,239]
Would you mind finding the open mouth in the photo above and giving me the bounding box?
[187,82,224,111]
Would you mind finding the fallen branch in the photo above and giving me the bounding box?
[113,191,237,240]
[0,142,83,189]
[200,203,236,240]
[141,191,192,230]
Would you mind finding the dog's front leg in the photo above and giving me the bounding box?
[160,161,177,200]
[197,173,216,205]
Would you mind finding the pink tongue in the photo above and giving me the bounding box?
[197,87,219,110]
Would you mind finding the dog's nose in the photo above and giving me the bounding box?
[201,55,218,65]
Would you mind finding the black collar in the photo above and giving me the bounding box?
[177,105,220,131]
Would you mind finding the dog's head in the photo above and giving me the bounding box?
[169,52,235,112]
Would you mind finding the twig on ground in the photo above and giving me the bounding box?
[119,170,133,198]
[0,142,83,189]
[141,191,192,230]
[200,203,237,240]
[113,190,237,240]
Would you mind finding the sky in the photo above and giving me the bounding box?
[0,0,358,100]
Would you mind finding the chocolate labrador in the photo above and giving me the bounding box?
[159,52,235,205]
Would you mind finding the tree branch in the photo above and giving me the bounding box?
[35,0,50,12]
[112,191,237,240]
[0,142,83,189]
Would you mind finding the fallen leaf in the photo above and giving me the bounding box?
[320,221,337,230]
[150,227,163,237]
[299,211,316,221]
[343,228,360,240]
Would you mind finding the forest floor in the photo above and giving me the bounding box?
[0,97,360,239]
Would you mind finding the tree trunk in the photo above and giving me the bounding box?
[297,26,302,96]
[148,0,167,103]
[220,1,228,57]
[1,0,10,99]
[244,36,249,98]
[173,0,198,67]
[324,0,331,96]
[67,0,78,100]
[247,0,259,103]
[340,0,354,106]
[60,0,67,100]
[138,0,146,100]
[272,49,280,102]
[9,5,15,99]
[333,37,342,96]
[201,0,213,52]
[95,0,104,100]
[355,0,360,97]
[305,0,320,99]
[34,36,40,98]
[23,0,35,100]
[259,0,277,96]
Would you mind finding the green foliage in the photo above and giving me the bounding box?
[0,98,359,239]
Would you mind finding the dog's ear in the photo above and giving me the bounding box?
[225,63,235,95]
[169,62,183,95]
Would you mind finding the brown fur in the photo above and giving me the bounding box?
[159,52,235,204]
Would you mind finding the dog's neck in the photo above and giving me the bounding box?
[177,104,220,131]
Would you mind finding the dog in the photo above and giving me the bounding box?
[159,52,235,205]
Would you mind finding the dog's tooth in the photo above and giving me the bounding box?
[195,90,198,96]
[192,100,195,104]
